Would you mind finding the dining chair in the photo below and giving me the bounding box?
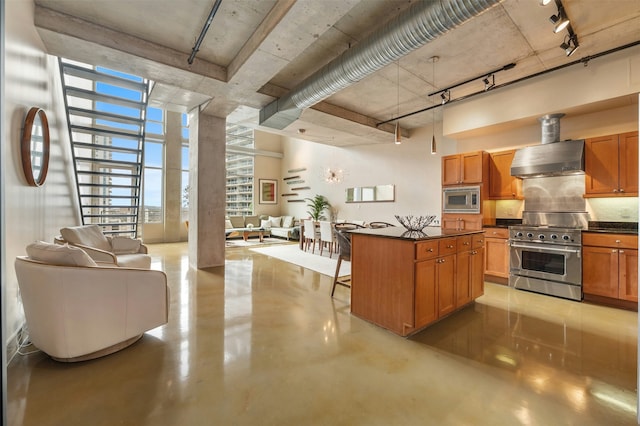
[302,219,319,253]
[331,223,365,297]
[319,220,336,258]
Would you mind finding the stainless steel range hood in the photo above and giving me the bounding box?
[510,113,585,178]
[510,139,585,178]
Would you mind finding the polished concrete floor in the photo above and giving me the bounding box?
[7,241,639,425]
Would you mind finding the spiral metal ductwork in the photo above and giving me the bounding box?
[259,0,502,130]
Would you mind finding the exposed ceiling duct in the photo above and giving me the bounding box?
[259,0,502,130]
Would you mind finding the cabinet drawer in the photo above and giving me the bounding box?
[439,238,457,256]
[484,227,509,239]
[583,232,638,249]
[416,240,439,260]
[457,235,472,252]
[472,233,485,249]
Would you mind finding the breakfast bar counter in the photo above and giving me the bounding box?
[349,227,485,337]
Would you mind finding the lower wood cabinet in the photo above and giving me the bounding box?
[442,213,483,231]
[583,232,638,305]
[484,227,510,282]
[351,232,486,336]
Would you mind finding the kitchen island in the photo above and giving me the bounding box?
[349,227,485,337]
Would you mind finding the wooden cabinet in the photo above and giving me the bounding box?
[441,213,483,231]
[488,150,522,199]
[583,232,638,306]
[351,232,486,336]
[442,151,487,186]
[484,227,510,282]
[585,131,638,197]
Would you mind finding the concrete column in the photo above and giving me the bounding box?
[188,109,226,268]
[164,110,183,242]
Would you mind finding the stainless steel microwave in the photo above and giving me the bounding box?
[443,186,480,213]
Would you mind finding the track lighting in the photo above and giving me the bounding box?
[538,0,552,5]
[440,90,450,105]
[550,7,570,33]
[483,74,495,91]
[560,34,579,56]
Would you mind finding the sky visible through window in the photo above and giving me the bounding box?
[95,66,172,208]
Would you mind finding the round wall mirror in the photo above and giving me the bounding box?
[21,107,50,187]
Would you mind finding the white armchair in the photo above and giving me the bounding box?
[15,241,169,362]
[58,224,151,269]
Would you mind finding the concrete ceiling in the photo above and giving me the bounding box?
[34,0,640,146]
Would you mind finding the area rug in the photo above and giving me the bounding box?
[250,244,350,277]
[225,237,290,248]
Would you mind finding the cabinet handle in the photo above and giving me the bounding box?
[615,240,621,243]
[620,188,625,193]
[446,245,454,249]
[426,248,434,252]
[471,250,478,255]
[464,241,470,245]
[620,250,625,254]
[613,189,618,192]
[612,249,618,253]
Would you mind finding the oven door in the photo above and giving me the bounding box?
[510,242,581,285]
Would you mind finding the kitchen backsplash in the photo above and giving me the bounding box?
[587,198,639,222]
[495,200,524,218]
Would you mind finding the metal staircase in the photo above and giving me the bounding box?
[59,59,149,237]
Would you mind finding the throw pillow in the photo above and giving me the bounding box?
[260,219,272,230]
[268,216,282,227]
[60,224,111,251]
[225,219,233,229]
[26,241,97,267]
[110,236,142,254]
[282,216,294,228]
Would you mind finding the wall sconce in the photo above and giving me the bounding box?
[323,168,343,183]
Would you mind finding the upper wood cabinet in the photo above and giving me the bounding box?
[488,150,523,199]
[585,131,638,197]
[442,151,487,186]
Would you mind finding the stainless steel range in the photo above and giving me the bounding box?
[509,224,583,301]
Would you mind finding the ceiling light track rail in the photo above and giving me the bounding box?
[376,40,640,126]
[188,0,223,65]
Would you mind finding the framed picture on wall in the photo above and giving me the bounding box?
[259,179,277,204]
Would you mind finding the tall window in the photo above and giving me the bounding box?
[181,113,189,221]
[226,124,254,216]
[143,107,164,223]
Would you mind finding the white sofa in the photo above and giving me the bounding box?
[58,224,151,269]
[15,241,169,362]
[264,215,299,240]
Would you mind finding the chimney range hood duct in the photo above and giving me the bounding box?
[511,114,585,178]
[259,0,502,130]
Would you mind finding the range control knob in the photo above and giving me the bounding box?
[526,233,534,238]
[538,234,545,240]
[515,232,523,237]
[551,234,558,240]
[562,235,571,241]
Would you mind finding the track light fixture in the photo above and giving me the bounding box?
[550,6,570,33]
[538,0,552,5]
[560,34,579,56]
[483,74,495,91]
[440,89,450,105]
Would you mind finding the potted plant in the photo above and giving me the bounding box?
[305,194,331,221]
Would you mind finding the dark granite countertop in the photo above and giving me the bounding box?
[349,226,483,241]
[585,221,638,235]
[484,218,523,229]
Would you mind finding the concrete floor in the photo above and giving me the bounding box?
[7,242,639,425]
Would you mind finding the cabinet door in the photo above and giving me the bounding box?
[437,255,457,317]
[442,155,461,186]
[485,237,509,278]
[585,134,619,195]
[489,150,521,199]
[470,247,485,298]
[461,152,484,184]
[582,246,619,298]
[461,214,483,231]
[456,249,472,307]
[415,259,438,328]
[619,131,638,195]
[619,249,638,302]
[441,214,460,230]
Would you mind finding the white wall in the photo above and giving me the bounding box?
[3,0,78,353]
[278,122,454,224]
